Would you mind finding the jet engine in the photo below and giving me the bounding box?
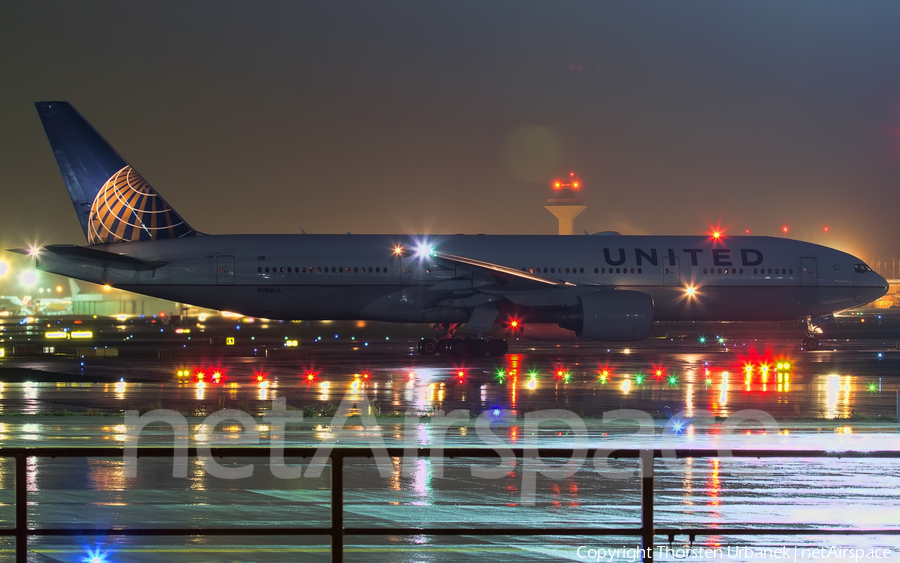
[559,290,654,341]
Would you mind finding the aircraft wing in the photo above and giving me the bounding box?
[10,245,168,271]
[431,251,577,291]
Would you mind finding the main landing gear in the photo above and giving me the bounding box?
[801,316,823,351]
[417,337,508,357]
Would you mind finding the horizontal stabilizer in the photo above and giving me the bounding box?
[36,244,167,271]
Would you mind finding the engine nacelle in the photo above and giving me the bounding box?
[559,290,654,341]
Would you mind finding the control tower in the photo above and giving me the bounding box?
[545,172,586,235]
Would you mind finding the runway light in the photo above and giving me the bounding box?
[212,372,221,383]
[699,336,706,344]
[868,382,877,392]
[393,245,404,256]
[81,545,111,563]
[667,375,677,385]
[457,370,466,379]
[635,374,644,385]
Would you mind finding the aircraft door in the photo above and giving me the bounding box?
[216,256,235,285]
[801,257,817,286]
[664,257,680,285]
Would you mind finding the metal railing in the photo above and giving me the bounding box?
[2,447,900,562]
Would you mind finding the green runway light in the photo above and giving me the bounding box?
[668,375,677,385]
[869,383,877,392]
[699,336,706,344]
[635,374,644,384]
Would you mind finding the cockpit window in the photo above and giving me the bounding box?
[854,264,873,273]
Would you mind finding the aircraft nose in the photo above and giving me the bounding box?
[877,273,890,297]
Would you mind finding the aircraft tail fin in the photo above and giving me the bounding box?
[35,101,194,245]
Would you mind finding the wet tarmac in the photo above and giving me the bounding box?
[0,340,899,562]
[1,341,899,420]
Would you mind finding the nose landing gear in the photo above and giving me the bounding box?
[801,316,823,350]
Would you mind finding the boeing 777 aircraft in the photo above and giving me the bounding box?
[18,101,889,356]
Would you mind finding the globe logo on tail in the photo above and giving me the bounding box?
[87,166,193,244]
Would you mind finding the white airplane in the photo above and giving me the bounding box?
[19,101,888,356]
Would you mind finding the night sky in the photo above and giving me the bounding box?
[3,2,900,268]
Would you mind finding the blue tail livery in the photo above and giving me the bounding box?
[35,101,194,245]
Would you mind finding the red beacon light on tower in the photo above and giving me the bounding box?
[551,172,582,192]
[546,172,586,236]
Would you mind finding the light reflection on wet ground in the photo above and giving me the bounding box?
[1,346,899,420]
[1,346,899,562]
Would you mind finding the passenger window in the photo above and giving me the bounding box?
[265,267,270,273]
[580,268,584,274]
[630,268,635,274]
[637,268,642,274]
[258,267,262,273]
[703,268,708,274]
[594,268,598,274]
[616,268,620,274]
[565,268,570,273]
[551,268,555,273]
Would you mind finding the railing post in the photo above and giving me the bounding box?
[640,451,654,563]
[15,454,27,563]
[331,453,344,563]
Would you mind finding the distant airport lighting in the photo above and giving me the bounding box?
[713,231,721,239]
[782,226,789,234]
[0,261,8,276]
[103,285,111,291]
[19,270,38,287]
[71,331,92,339]
[685,286,696,297]
[45,331,67,339]
[823,226,829,233]
[55,285,63,293]
[392,245,404,256]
